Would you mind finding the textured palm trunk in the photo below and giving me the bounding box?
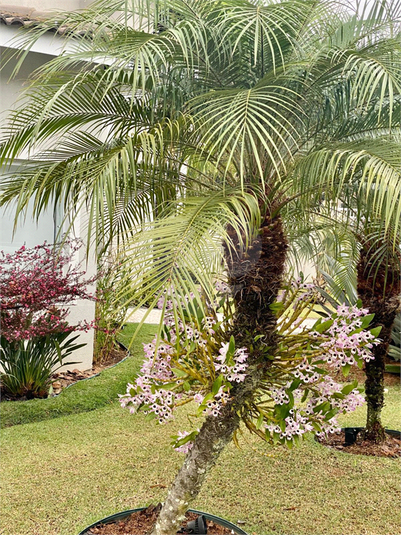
[224,214,288,353]
[357,244,400,443]
[152,214,288,534]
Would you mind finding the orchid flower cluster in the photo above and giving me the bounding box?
[120,278,380,453]
[119,305,248,425]
[254,280,381,446]
[318,304,376,369]
[119,283,241,449]
[120,338,179,424]
[264,374,366,443]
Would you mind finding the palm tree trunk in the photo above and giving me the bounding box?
[357,244,400,443]
[225,214,288,351]
[152,214,288,534]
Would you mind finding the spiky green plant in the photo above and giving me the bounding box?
[0,333,83,399]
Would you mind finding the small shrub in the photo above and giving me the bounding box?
[94,256,132,363]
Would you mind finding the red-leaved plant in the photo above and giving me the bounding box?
[0,240,96,398]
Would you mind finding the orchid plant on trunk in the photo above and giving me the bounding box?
[0,0,400,532]
[118,279,379,534]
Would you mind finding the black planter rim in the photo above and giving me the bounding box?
[341,427,400,437]
[78,507,249,535]
[315,427,400,446]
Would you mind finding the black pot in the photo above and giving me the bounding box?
[78,507,249,535]
[343,427,400,445]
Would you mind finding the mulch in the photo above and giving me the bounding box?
[314,364,400,458]
[317,429,401,458]
[86,504,235,535]
[326,363,400,387]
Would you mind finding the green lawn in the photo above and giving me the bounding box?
[1,324,400,535]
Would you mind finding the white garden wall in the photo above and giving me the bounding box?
[0,26,96,371]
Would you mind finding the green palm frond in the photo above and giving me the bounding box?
[115,187,261,330]
[340,44,401,122]
[295,136,401,243]
[192,83,305,185]
[311,221,360,302]
[0,75,141,165]
[0,0,400,327]
[0,114,201,243]
[214,0,315,72]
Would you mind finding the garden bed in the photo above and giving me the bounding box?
[0,324,155,428]
[317,429,401,457]
[0,346,128,401]
[86,504,235,535]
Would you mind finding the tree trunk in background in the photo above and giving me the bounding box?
[357,244,400,443]
[152,214,288,534]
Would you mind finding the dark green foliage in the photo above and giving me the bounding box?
[0,333,84,399]
[389,312,401,361]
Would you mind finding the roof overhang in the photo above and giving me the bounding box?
[0,22,68,56]
[0,4,87,56]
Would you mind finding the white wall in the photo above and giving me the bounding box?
[61,207,98,372]
[0,198,59,253]
[0,49,62,250]
[0,46,55,112]
[0,45,97,371]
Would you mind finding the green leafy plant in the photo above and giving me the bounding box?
[0,333,84,399]
[94,256,133,363]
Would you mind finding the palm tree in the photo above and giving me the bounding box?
[356,236,400,441]
[301,188,400,443]
[1,1,400,532]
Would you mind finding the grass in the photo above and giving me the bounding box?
[1,323,400,535]
[1,384,400,535]
[118,322,153,349]
[0,324,156,428]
